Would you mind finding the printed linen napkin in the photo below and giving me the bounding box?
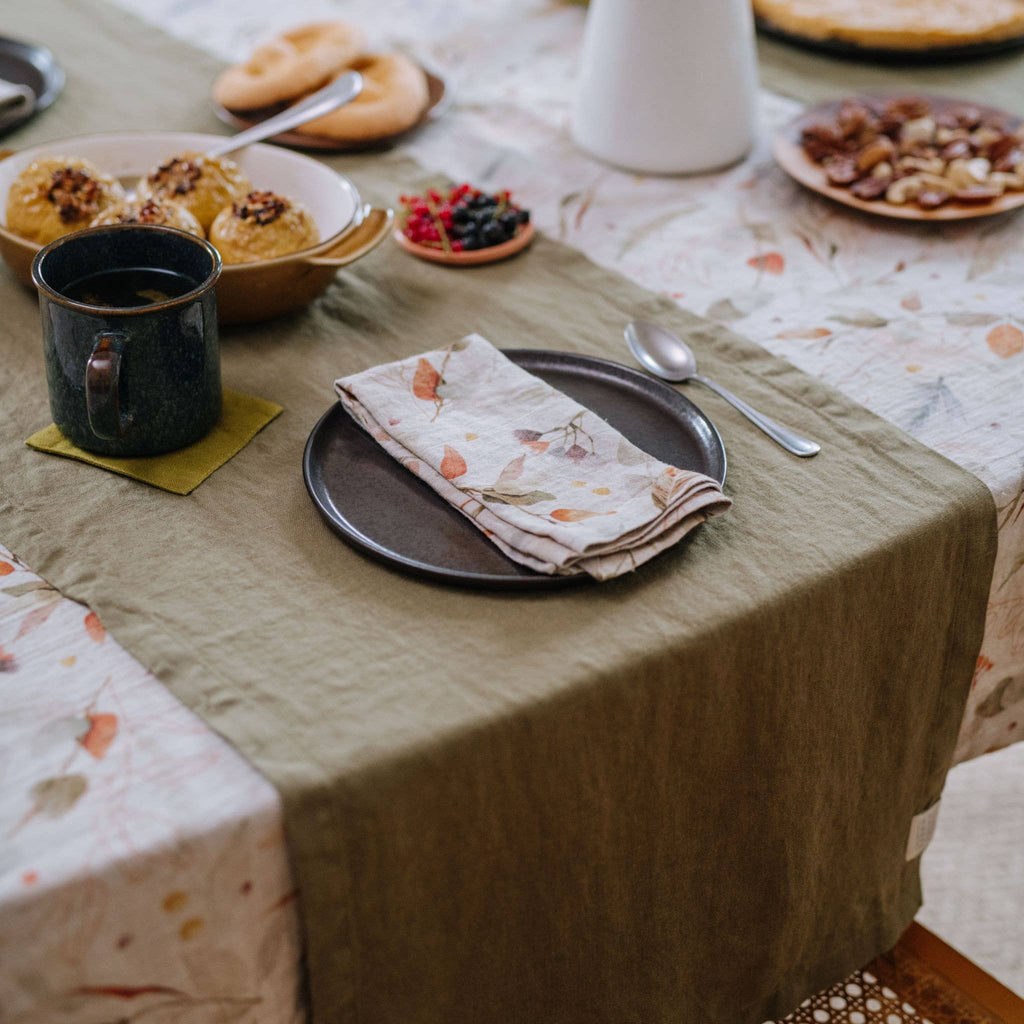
[0,78,35,125]
[335,335,730,579]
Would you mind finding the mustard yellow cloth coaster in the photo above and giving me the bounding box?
[25,389,283,495]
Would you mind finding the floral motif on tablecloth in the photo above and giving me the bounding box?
[0,548,304,1024]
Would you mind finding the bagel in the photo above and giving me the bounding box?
[295,53,429,142]
[213,21,366,110]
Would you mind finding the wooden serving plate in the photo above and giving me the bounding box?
[774,95,1024,221]
[392,221,535,266]
[756,16,1024,64]
[212,63,451,153]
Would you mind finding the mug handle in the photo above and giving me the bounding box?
[86,332,134,440]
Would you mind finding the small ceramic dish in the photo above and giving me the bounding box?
[393,221,535,266]
[774,95,1024,222]
[0,130,392,322]
[212,62,451,152]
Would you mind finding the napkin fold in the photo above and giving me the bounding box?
[26,389,282,494]
[0,78,35,125]
[335,335,730,579]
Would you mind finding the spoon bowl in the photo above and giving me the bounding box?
[626,320,697,380]
[625,320,821,458]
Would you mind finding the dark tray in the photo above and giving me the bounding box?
[0,37,64,137]
[304,349,726,590]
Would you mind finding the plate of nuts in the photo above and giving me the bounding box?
[774,94,1024,220]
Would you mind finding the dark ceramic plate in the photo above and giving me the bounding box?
[212,64,450,152]
[0,37,64,137]
[303,349,727,590]
[756,16,1024,64]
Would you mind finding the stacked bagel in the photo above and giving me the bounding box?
[213,22,430,143]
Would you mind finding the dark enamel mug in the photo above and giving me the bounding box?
[32,224,222,456]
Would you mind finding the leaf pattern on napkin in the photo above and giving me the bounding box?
[412,358,440,402]
[440,445,467,479]
[478,488,557,508]
[335,335,730,578]
[551,509,612,522]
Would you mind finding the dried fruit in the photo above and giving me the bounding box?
[916,189,950,210]
[855,136,895,172]
[851,176,891,201]
[953,186,1003,202]
[824,156,860,185]
[800,96,1024,210]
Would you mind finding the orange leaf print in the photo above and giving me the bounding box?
[0,561,13,575]
[551,508,613,522]
[524,441,549,454]
[971,654,994,690]
[79,713,118,759]
[986,324,1024,359]
[84,611,106,644]
[747,252,785,275]
[440,445,467,479]
[412,358,440,400]
[775,327,830,341]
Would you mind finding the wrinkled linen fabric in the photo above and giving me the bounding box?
[335,334,730,578]
[0,2,999,1022]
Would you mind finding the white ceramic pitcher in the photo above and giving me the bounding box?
[571,0,759,175]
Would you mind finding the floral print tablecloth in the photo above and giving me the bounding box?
[3,0,1023,1020]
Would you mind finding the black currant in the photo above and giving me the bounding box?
[480,220,506,247]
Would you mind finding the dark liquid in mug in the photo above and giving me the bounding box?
[63,267,197,308]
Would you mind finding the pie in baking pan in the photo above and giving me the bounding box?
[753,0,1024,50]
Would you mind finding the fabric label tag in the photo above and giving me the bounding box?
[905,800,941,861]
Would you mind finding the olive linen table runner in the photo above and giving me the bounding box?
[0,4,997,1022]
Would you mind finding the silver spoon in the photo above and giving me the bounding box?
[122,72,363,199]
[205,71,363,158]
[625,320,821,458]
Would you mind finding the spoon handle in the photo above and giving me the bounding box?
[691,374,821,458]
[206,72,363,159]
